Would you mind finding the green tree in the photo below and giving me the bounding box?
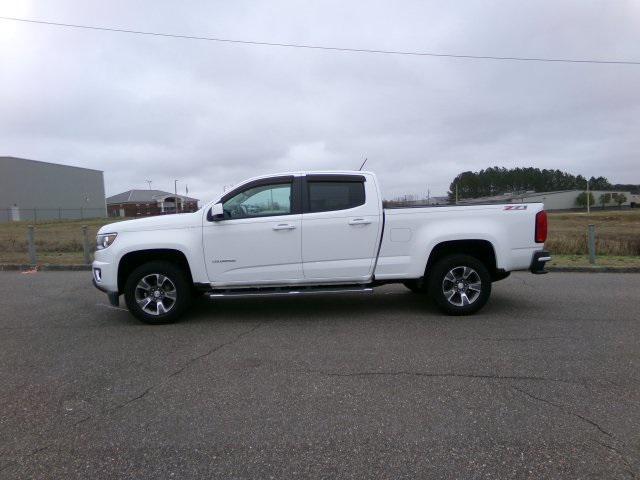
[447,167,613,200]
[611,193,627,208]
[575,191,595,208]
[599,193,611,209]
[588,176,612,190]
[612,184,640,194]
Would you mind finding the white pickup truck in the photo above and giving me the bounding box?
[93,171,550,324]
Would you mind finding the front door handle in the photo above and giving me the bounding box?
[348,218,371,225]
[273,223,296,230]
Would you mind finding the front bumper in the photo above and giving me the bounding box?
[92,257,120,307]
[530,250,551,274]
[92,278,120,306]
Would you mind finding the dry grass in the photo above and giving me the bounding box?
[548,254,640,268]
[0,217,125,264]
[1,209,639,265]
[547,209,640,256]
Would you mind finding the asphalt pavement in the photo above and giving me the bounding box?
[1,271,639,479]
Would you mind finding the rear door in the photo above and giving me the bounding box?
[301,174,382,281]
[203,176,304,285]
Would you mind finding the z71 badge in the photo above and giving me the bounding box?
[504,205,527,210]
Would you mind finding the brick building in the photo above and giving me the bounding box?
[106,190,199,218]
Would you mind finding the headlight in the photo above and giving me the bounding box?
[96,233,117,250]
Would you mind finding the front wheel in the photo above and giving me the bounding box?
[124,261,192,324]
[427,254,491,315]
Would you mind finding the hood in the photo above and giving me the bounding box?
[98,211,202,234]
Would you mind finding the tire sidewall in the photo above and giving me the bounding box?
[124,261,191,324]
[428,254,491,315]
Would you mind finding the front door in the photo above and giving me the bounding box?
[203,178,303,285]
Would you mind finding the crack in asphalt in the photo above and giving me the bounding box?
[512,386,637,479]
[110,322,264,412]
[0,460,19,474]
[512,386,613,437]
[593,440,638,480]
[0,322,265,475]
[300,369,578,385]
[0,444,53,474]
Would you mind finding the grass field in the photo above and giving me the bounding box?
[546,209,640,257]
[548,254,640,268]
[0,218,126,265]
[0,209,638,267]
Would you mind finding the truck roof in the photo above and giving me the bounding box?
[243,170,374,180]
[228,170,374,189]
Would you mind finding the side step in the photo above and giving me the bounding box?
[208,285,373,298]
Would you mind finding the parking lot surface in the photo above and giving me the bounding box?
[1,271,639,479]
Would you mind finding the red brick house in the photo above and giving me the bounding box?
[106,190,199,218]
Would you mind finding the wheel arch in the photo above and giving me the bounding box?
[117,249,194,293]
[424,239,501,280]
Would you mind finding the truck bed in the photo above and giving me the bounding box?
[374,202,544,280]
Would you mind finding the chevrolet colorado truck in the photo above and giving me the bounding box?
[93,171,550,324]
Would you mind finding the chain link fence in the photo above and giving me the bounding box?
[1,207,107,223]
[0,207,193,265]
[0,218,112,265]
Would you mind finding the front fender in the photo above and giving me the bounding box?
[109,227,208,284]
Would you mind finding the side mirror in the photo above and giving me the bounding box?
[209,203,225,221]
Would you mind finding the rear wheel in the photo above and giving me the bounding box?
[427,254,491,315]
[124,261,192,324]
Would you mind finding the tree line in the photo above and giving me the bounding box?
[575,191,627,208]
[448,167,639,200]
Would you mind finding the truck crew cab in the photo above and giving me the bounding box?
[93,171,549,324]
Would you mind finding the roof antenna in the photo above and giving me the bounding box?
[358,158,368,171]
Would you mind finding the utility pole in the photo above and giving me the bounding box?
[586,179,590,215]
[455,184,459,205]
[174,179,178,214]
[145,179,152,190]
[427,188,430,204]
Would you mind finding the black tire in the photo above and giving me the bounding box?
[427,254,491,316]
[403,279,428,294]
[124,261,192,324]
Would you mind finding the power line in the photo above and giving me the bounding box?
[1,15,639,66]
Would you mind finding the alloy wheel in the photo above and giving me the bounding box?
[134,273,177,315]
[442,266,482,307]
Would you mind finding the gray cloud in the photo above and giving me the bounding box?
[1,0,639,203]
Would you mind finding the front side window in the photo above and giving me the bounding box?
[223,183,292,219]
[308,181,365,213]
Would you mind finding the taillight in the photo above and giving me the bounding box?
[535,210,547,243]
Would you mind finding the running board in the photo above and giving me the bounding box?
[208,285,373,298]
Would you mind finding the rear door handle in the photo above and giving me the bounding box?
[273,223,296,230]
[348,218,371,225]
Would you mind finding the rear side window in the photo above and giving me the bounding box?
[307,181,365,213]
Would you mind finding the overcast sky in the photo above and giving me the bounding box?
[1,1,639,202]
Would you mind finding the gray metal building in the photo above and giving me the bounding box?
[464,189,633,210]
[0,156,106,222]
[515,190,632,210]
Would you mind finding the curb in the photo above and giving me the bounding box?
[1,264,639,273]
[547,266,640,273]
[0,264,92,271]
